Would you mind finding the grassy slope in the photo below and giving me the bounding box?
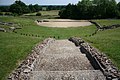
[0,16,120,80]
[25,10,59,16]
[94,19,120,26]
[85,20,120,69]
[0,16,96,39]
[0,16,96,80]
[0,32,41,80]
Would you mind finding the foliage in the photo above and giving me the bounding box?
[36,12,41,16]
[46,5,66,11]
[59,4,79,19]
[0,12,4,15]
[9,1,43,15]
[117,2,120,18]
[0,16,120,80]
[0,6,10,12]
[0,16,96,80]
[59,0,120,19]
[10,1,30,15]
[28,4,41,13]
[4,12,12,16]
[85,22,120,69]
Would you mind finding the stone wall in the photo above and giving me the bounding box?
[69,37,120,80]
[8,38,55,80]
[89,20,120,30]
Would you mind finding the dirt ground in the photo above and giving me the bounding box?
[36,19,92,28]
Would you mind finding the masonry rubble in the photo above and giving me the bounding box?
[8,38,55,80]
[0,28,6,32]
[69,37,120,80]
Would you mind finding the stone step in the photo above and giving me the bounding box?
[45,47,81,55]
[35,55,94,71]
[30,70,106,80]
[45,40,81,55]
[52,40,77,47]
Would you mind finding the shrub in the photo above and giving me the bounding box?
[36,12,41,16]
[4,12,12,16]
[0,12,4,15]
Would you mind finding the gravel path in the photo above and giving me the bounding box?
[30,40,105,80]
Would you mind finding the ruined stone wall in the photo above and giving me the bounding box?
[69,37,120,80]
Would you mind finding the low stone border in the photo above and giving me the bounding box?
[0,28,6,32]
[89,20,120,30]
[8,38,55,80]
[69,37,120,80]
[0,21,22,32]
[89,21,120,37]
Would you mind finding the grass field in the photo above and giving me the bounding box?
[0,32,41,80]
[0,15,120,80]
[85,20,120,69]
[24,10,59,19]
[0,16,96,80]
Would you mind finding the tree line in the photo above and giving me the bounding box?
[59,0,120,19]
[9,1,42,15]
[0,1,65,16]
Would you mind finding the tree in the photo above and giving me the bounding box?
[0,6,10,12]
[117,2,120,18]
[59,3,79,19]
[28,4,36,12]
[10,1,30,15]
[106,0,118,18]
[77,0,93,19]
[10,3,22,15]
[118,2,120,11]
[34,4,41,12]
[59,0,119,19]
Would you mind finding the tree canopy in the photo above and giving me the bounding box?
[10,1,29,15]
[9,1,41,15]
[59,0,120,19]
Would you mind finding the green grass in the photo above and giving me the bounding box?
[94,19,120,26]
[0,16,96,80]
[0,16,120,80]
[40,10,59,16]
[85,20,120,69]
[23,10,59,19]
[0,16,96,39]
[0,32,41,80]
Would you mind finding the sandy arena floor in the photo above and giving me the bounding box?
[37,19,92,28]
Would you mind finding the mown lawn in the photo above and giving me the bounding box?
[0,16,96,80]
[0,16,120,80]
[23,10,59,19]
[24,10,59,16]
[85,20,120,69]
[0,32,41,80]
[94,19,120,26]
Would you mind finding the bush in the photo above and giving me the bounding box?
[0,12,4,15]
[36,12,41,16]
[4,12,12,16]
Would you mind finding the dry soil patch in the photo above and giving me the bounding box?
[37,19,92,28]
